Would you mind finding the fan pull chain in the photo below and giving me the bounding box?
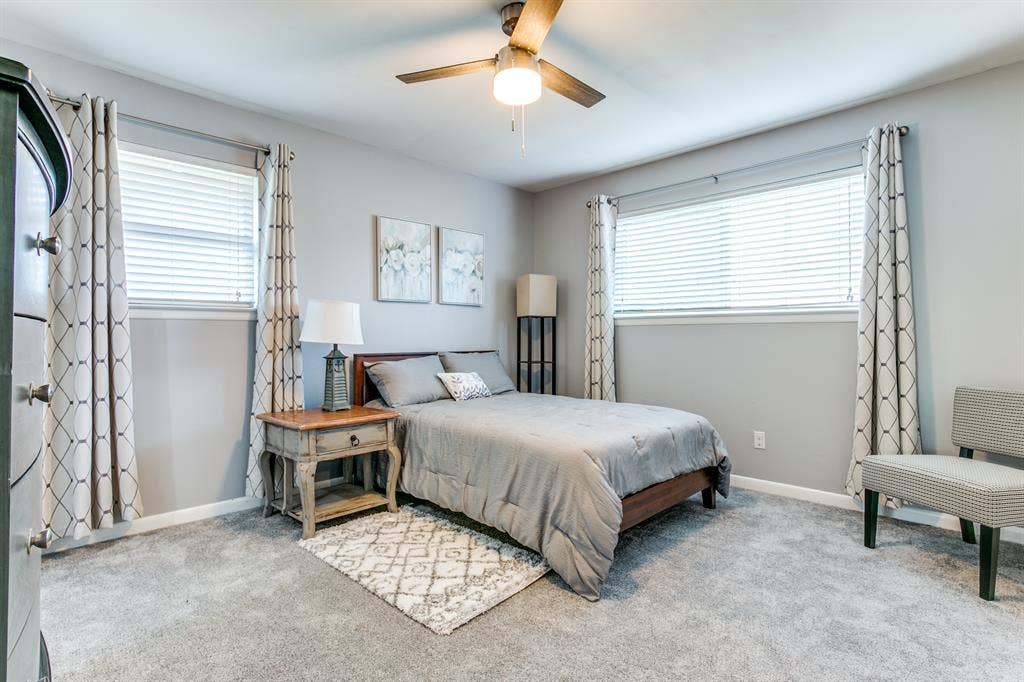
[511,106,516,133]
[520,104,526,158]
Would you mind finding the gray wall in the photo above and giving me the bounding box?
[4,38,1020,514]
[2,41,534,515]
[533,62,1024,493]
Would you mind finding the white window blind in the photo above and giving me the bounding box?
[119,146,258,309]
[614,171,865,317]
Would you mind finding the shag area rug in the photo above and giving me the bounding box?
[299,505,549,634]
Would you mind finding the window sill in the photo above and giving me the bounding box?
[614,310,858,327]
[129,306,257,322]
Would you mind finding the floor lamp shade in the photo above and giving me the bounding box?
[516,274,557,317]
[300,300,364,410]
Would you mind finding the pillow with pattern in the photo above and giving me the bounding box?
[437,372,492,401]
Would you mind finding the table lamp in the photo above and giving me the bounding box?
[300,299,364,411]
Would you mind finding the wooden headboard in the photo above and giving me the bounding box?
[352,351,496,406]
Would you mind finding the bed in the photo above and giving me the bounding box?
[353,351,731,600]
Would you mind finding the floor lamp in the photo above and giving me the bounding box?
[516,274,557,394]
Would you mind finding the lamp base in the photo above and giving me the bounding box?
[323,345,351,411]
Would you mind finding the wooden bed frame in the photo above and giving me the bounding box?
[351,351,718,533]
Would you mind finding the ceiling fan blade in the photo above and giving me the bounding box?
[509,0,564,54]
[396,58,496,84]
[539,60,605,108]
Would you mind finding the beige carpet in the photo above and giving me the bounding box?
[299,505,548,634]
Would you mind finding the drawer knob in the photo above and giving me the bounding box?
[28,383,52,405]
[350,434,360,447]
[29,528,53,552]
[35,233,62,256]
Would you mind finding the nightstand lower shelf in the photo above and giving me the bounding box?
[281,483,389,523]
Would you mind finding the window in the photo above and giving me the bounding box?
[119,145,258,310]
[614,171,864,318]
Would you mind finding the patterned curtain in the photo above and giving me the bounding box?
[45,96,143,539]
[846,124,921,504]
[584,195,617,401]
[246,144,304,498]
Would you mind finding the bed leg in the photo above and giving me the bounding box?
[701,486,716,509]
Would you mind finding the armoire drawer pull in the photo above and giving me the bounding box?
[350,434,360,447]
[29,528,53,552]
[35,232,62,256]
[28,383,52,405]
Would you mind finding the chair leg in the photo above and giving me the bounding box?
[864,489,879,549]
[959,518,977,544]
[979,525,1000,601]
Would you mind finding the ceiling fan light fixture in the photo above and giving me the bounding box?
[492,46,541,106]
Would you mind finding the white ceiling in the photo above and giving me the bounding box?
[1,1,1022,191]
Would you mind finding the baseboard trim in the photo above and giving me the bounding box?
[43,473,358,555]
[731,474,1024,545]
[44,473,1022,555]
[43,495,263,555]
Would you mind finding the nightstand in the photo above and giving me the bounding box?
[255,406,401,539]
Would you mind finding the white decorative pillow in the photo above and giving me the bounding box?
[437,372,492,401]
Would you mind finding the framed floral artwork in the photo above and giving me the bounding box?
[439,227,484,307]
[376,216,432,303]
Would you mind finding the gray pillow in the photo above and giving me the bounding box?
[365,355,450,407]
[439,351,516,395]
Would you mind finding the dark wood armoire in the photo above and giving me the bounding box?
[0,57,72,682]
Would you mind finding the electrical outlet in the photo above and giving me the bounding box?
[753,430,766,450]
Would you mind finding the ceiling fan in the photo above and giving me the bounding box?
[396,0,605,109]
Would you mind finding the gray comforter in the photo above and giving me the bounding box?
[390,392,731,600]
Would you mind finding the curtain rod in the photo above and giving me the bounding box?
[609,125,909,204]
[47,91,275,156]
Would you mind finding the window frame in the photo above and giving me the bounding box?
[612,167,864,325]
[118,141,259,321]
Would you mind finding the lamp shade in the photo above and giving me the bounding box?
[516,274,557,317]
[299,299,364,345]
[493,46,541,106]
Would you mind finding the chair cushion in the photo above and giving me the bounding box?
[862,454,1024,527]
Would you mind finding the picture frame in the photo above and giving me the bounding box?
[438,226,484,307]
[376,216,432,303]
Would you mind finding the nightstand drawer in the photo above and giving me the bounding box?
[315,422,387,454]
